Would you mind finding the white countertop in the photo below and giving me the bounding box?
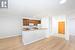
[23,28,48,31]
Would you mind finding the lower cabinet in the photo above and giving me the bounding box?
[22,30,46,45]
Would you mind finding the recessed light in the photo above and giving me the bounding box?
[59,0,67,4]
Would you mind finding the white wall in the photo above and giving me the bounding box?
[0,16,22,39]
[41,17,49,28]
[66,12,75,36]
[41,17,50,37]
[68,16,75,36]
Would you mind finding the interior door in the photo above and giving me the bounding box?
[58,22,65,34]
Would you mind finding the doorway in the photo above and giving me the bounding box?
[58,22,65,34]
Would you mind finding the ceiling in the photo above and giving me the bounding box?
[0,0,75,16]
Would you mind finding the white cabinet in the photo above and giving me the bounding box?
[22,30,46,45]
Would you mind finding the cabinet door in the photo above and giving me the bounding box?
[37,20,41,24]
[23,19,29,26]
[30,20,41,24]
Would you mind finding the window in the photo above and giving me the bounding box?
[0,0,8,8]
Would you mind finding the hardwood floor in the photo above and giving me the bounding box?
[0,36,75,50]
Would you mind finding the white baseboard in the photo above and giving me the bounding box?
[0,34,21,39]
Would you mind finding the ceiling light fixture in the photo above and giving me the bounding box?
[59,0,67,4]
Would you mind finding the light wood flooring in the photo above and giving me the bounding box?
[0,36,75,50]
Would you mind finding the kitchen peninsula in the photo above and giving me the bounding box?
[22,17,48,45]
[22,28,47,45]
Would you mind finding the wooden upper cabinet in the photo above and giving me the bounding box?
[30,20,41,24]
[38,20,41,24]
[23,19,41,26]
[30,20,35,24]
[23,19,29,26]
